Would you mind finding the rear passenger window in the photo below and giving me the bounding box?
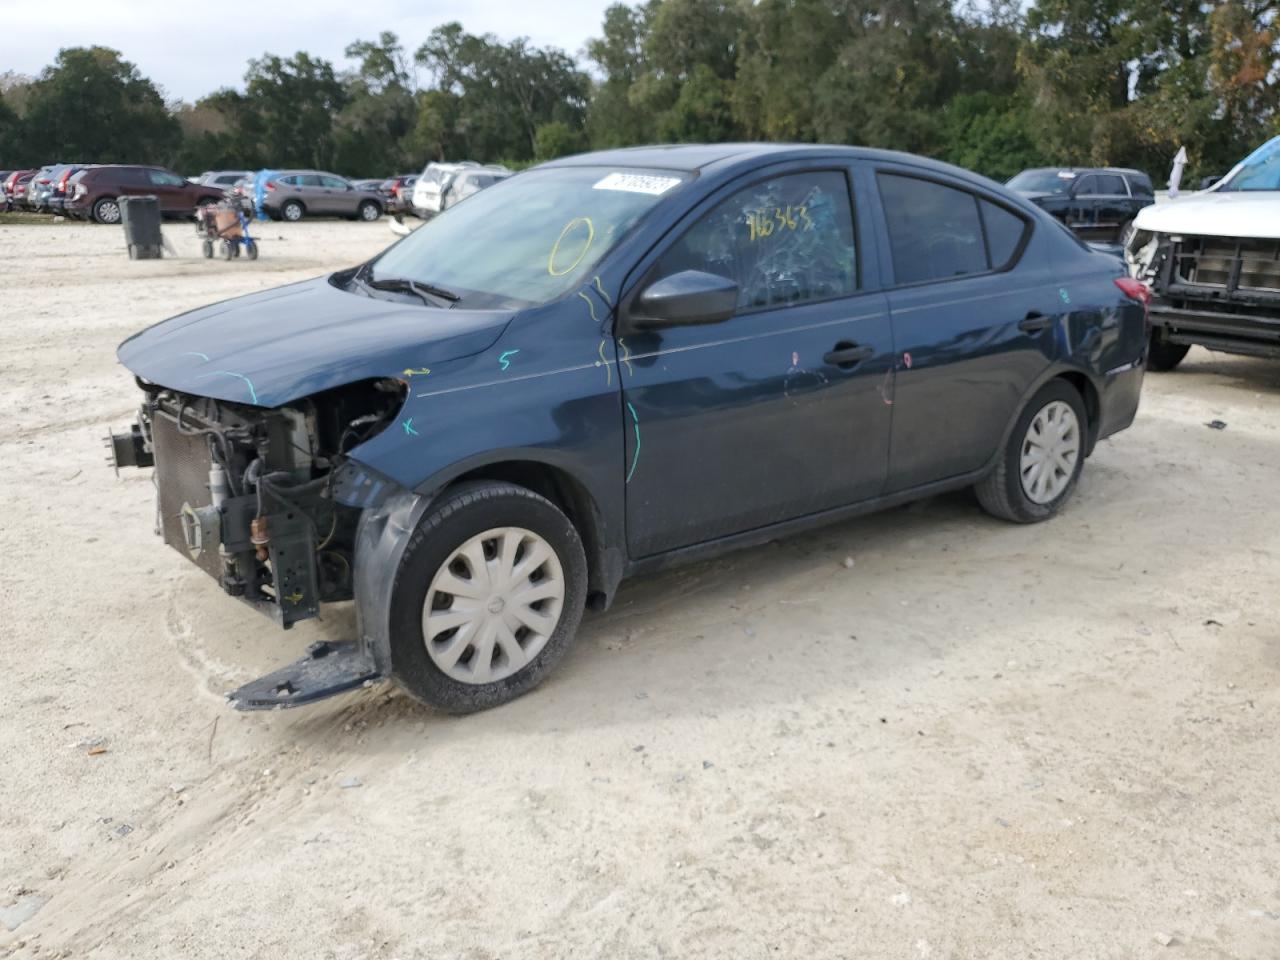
[979,200,1028,270]
[1095,174,1127,195]
[654,170,857,311]
[877,174,986,284]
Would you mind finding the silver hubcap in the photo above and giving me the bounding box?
[1020,400,1080,504]
[361,204,377,220]
[284,204,301,221]
[100,201,119,223]
[423,527,564,685]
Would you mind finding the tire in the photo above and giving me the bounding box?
[127,244,137,260]
[244,239,258,260]
[388,481,588,714]
[281,200,304,222]
[201,238,213,258]
[357,200,381,222]
[92,197,121,224]
[1147,332,1189,372]
[975,380,1088,524]
[220,240,233,260]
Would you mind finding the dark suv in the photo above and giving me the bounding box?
[109,144,1147,715]
[66,165,224,223]
[1008,167,1154,244]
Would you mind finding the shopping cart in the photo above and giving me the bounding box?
[195,201,258,260]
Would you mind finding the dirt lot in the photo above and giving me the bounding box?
[1,218,1277,959]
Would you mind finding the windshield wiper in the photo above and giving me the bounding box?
[367,276,460,307]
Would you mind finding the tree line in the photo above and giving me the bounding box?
[0,0,1276,184]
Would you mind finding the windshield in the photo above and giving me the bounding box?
[370,166,689,308]
[1217,136,1280,192]
[1007,170,1074,195]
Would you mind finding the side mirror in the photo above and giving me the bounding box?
[633,270,738,328]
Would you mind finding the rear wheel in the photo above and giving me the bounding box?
[976,380,1088,524]
[201,238,213,258]
[92,198,120,224]
[244,239,258,260]
[388,481,587,713]
[358,200,381,221]
[1147,331,1190,372]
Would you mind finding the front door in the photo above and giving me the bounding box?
[146,168,187,213]
[620,167,894,558]
[871,169,1057,492]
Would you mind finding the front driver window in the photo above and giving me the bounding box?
[653,171,858,311]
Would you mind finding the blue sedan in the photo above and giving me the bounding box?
[112,143,1149,713]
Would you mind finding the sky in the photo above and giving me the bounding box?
[1,0,615,102]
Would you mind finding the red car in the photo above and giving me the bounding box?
[64,165,224,223]
[3,169,36,210]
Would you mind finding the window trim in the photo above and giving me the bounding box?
[626,165,863,324]
[873,168,1034,291]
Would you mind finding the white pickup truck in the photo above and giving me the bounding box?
[1126,136,1280,370]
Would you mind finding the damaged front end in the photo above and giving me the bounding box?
[107,377,407,707]
[1127,229,1280,358]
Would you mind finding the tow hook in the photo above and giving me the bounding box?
[104,423,154,475]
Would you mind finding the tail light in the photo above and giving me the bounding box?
[57,169,73,193]
[37,177,50,185]
[265,181,276,191]
[1114,277,1151,308]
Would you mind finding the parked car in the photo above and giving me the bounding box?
[1008,167,1154,244]
[3,169,36,210]
[28,163,86,214]
[194,170,253,191]
[1126,134,1280,370]
[379,174,417,214]
[259,170,383,222]
[410,161,481,216]
[65,165,225,223]
[442,167,511,210]
[108,143,1147,714]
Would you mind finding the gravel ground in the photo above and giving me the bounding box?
[1,218,1278,959]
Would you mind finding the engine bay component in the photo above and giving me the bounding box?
[111,378,403,630]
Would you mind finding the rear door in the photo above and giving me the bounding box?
[1090,172,1133,241]
[871,168,1057,492]
[620,165,895,557]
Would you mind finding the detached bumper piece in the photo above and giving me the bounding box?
[228,641,382,710]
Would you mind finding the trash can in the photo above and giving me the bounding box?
[119,195,162,260]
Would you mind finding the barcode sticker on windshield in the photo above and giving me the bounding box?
[593,173,682,195]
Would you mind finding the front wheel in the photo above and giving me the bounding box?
[281,200,304,222]
[1147,332,1189,372]
[201,238,213,258]
[975,380,1088,523]
[388,481,588,713]
[244,239,258,260]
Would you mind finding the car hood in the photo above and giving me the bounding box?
[1134,190,1280,239]
[117,275,514,407]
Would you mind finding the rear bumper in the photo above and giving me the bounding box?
[1097,360,1145,442]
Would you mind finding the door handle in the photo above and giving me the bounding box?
[823,342,875,368]
[1019,312,1052,333]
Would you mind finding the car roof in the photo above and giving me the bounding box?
[543,142,1032,197]
[1019,166,1146,177]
